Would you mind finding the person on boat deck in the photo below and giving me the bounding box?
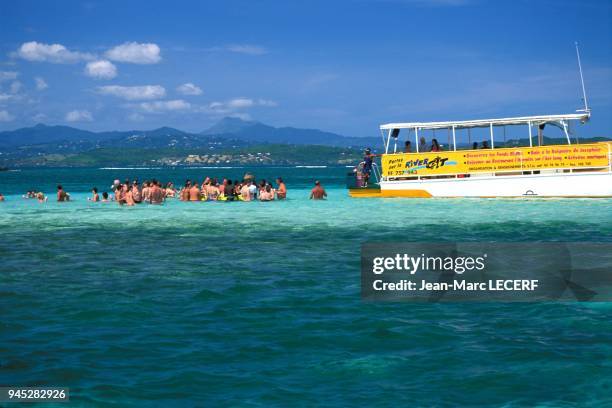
[430,138,441,152]
[310,180,327,200]
[404,140,412,153]
[362,148,374,187]
[419,137,428,152]
[481,140,489,149]
[276,177,287,199]
[472,142,478,150]
[57,185,70,202]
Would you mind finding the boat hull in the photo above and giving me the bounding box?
[370,171,612,198]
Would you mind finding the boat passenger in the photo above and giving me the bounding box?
[430,138,441,152]
[362,149,373,187]
[405,140,412,153]
[310,180,327,200]
[472,142,478,150]
[419,137,428,152]
[481,140,489,149]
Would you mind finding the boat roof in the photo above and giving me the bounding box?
[380,112,590,130]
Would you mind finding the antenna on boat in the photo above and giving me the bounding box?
[575,42,590,115]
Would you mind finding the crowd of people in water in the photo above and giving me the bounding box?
[5,175,329,204]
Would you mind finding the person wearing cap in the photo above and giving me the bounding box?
[310,180,327,200]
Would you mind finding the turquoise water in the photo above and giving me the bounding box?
[1,167,612,406]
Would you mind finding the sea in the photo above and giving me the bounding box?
[1,167,611,407]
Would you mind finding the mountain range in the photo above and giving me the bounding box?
[0,118,380,151]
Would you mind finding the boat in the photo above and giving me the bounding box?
[347,44,612,198]
[348,112,611,198]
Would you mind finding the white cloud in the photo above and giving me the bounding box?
[105,42,161,64]
[176,82,203,96]
[97,85,165,100]
[226,44,268,56]
[0,110,14,122]
[32,113,47,122]
[257,99,278,107]
[127,112,145,121]
[85,60,117,79]
[9,81,22,94]
[35,77,48,90]
[0,71,18,82]
[16,41,94,63]
[208,97,277,112]
[226,97,254,108]
[65,110,93,122]
[138,99,191,113]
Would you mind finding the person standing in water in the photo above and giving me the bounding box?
[57,185,69,202]
[189,182,201,201]
[276,178,287,199]
[89,187,100,202]
[310,180,327,200]
[149,180,164,204]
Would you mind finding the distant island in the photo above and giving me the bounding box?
[0,117,378,167]
[0,117,609,168]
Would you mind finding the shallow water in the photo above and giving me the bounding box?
[1,167,611,406]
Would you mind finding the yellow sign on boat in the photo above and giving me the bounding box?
[382,143,610,177]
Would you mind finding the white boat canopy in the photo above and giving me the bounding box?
[380,112,590,130]
[379,112,591,153]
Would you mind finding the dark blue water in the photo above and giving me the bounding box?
[1,167,611,406]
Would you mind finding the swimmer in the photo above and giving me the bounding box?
[310,180,327,200]
[102,192,109,202]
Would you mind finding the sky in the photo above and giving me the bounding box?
[0,0,610,140]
